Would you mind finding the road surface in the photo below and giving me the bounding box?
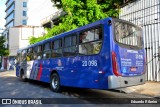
[0,71,159,107]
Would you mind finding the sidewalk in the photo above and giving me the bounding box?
[120,81,160,98]
[0,70,15,77]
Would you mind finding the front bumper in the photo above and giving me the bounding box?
[108,74,145,89]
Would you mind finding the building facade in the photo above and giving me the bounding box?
[5,0,28,28]
[9,25,44,56]
[120,0,160,81]
[5,0,58,28]
[41,10,66,28]
[2,26,44,70]
[4,0,57,48]
[1,0,58,70]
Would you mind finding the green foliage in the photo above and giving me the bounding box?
[29,0,123,44]
[0,36,9,56]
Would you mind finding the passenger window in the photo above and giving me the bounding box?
[33,46,38,60]
[37,45,43,60]
[27,48,34,61]
[33,45,42,60]
[21,50,27,61]
[43,42,51,59]
[79,26,102,55]
[52,39,62,58]
[16,52,21,63]
[63,34,77,56]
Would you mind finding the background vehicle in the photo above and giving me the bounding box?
[16,17,146,92]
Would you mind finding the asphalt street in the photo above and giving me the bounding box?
[0,71,159,107]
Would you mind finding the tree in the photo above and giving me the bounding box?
[29,0,123,44]
[0,36,9,56]
[0,36,9,68]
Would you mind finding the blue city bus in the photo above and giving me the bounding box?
[16,17,146,92]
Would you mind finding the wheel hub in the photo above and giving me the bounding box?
[52,77,58,89]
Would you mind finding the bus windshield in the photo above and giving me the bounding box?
[114,21,142,48]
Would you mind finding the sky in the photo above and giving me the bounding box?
[0,0,5,30]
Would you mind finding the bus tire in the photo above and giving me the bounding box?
[20,70,27,82]
[50,73,61,92]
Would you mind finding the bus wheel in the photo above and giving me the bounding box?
[50,73,61,92]
[20,70,27,82]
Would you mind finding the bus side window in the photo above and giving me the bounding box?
[27,48,34,61]
[52,39,62,58]
[16,52,21,63]
[63,34,77,57]
[79,26,102,55]
[21,50,27,61]
[93,27,102,54]
[37,45,43,60]
[33,46,38,60]
[43,42,51,59]
[26,51,30,61]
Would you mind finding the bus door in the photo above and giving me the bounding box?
[35,45,43,80]
[26,48,34,79]
[30,46,43,80]
[20,50,27,75]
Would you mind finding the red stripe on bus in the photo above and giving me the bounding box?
[37,64,43,80]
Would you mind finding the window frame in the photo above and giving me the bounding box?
[51,39,63,58]
[23,11,27,16]
[113,18,143,50]
[22,20,27,25]
[79,26,103,45]
[16,51,21,63]
[36,45,43,60]
[33,46,38,60]
[21,49,27,61]
[43,42,52,59]
[63,33,78,57]
[78,25,103,56]
[26,48,34,61]
[23,2,27,7]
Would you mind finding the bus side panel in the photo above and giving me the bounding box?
[30,60,39,80]
[57,20,113,89]
[38,58,67,83]
[56,55,100,89]
[39,59,51,82]
[29,59,50,82]
[58,21,113,89]
[59,57,79,86]
[95,23,113,89]
[16,18,115,90]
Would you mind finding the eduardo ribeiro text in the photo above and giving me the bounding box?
[131,99,157,104]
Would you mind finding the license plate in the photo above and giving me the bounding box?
[130,67,137,72]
